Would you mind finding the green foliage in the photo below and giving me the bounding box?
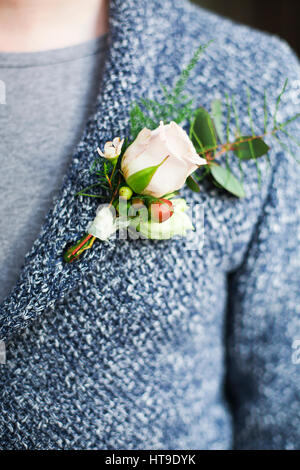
[193,166,211,183]
[65,43,300,267]
[129,41,213,139]
[210,164,246,198]
[79,40,300,202]
[211,100,224,142]
[278,113,300,128]
[130,104,157,140]
[233,137,270,160]
[126,155,169,194]
[174,43,212,95]
[273,79,289,128]
[192,80,300,197]
[263,91,268,133]
[246,88,256,136]
[190,107,217,155]
[186,176,200,193]
[77,139,130,199]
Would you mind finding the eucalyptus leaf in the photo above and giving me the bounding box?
[186,175,200,193]
[233,136,270,160]
[190,107,217,158]
[210,164,245,198]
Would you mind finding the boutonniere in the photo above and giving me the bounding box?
[64,42,299,262]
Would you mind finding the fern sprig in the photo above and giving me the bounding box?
[172,41,213,102]
[129,40,213,139]
[273,78,289,128]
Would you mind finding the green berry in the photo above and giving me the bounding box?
[119,186,133,200]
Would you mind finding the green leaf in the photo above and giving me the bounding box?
[126,156,169,194]
[233,136,270,160]
[186,175,200,193]
[211,100,224,142]
[210,164,245,198]
[127,166,159,194]
[190,107,217,154]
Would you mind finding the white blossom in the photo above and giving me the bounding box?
[97,137,124,161]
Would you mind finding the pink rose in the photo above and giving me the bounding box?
[121,121,207,197]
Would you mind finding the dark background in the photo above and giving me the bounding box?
[191,0,300,56]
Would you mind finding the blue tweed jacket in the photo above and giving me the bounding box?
[0,0,299,450]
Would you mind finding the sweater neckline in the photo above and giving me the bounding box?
[0,34,108,68]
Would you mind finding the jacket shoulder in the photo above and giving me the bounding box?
[162,0,300,96]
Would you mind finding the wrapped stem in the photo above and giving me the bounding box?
[63,234,96,263]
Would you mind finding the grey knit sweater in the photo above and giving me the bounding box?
[0,0,299,450]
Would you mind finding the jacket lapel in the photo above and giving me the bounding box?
[0,0,153,341]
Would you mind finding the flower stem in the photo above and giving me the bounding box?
[63,234,96,263]
[198,128,280,161]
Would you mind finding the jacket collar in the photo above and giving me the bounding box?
[0,0,168,341]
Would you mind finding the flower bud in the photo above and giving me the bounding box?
[149,199,174,223]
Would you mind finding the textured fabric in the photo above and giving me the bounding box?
[0,0,299,450]
[0,34,107,302]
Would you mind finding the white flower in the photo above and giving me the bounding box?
[97,137,124,161]
[87,205,117,240]
[121,121,207,197]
